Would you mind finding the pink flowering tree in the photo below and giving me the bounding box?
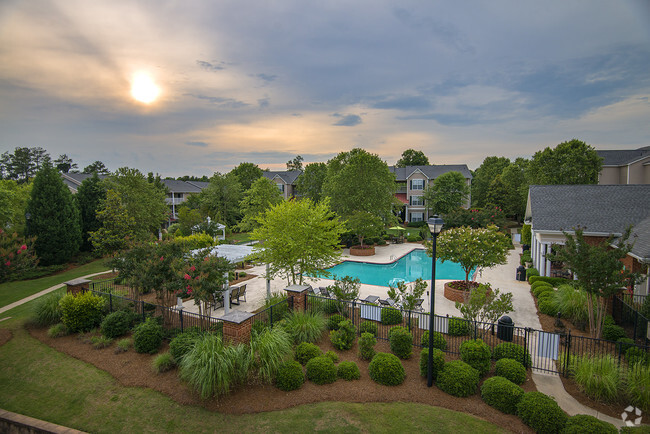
[0,228,38,283]
[180,249,233,319]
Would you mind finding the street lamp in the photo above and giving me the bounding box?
[427,214,444,387]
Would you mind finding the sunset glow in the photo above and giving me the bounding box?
[130,72,160,104]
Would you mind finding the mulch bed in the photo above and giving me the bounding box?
[0,328,12,347]
[27,324,534,433]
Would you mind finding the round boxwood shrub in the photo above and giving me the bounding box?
[169,330,201,364]
[330,319,355,350]
[275,360,304,391]
[305,356,337,385]
[59,291,106,333]
[493,342,532,367]
[295,342,322,365]
[419,348,445,379]
[602,324,626,342]
[368,352,405,386]
[460,339,491,376]
[337,361,361,381]
[495,358,527,385]
[517,391,568,433]
[324,350,339,363]
[531,280,553,292]
[358,332,377,361]
[389,326,413,359]
[420,331,447,351]
[359,320,378,336]
[526,268,540,280]
[561,414,617,434]
[436,360,480,397]
[100,310,133,339]
[480,376,524,414]
[533,285,554,298]
[381,308,403,326]
[133,317,164,354]
[447,316,470,336]
[327,314,346,330]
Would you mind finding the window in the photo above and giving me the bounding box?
[410,195,424,206]
[410,212,424,222]
[277,183,285,193]
[410,179,425,190]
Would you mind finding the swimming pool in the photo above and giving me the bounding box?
[323,249,469,287]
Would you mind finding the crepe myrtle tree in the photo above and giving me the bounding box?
[346,211,383,248]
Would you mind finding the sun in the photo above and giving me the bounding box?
[130,72,160,104]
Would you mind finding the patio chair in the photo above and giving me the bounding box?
[313,286,322,296]
[379,298,391,307]
[238,284,247,303]
[413,298,424,312]
[210,292,224,310]
[320,287,331,298]
[230,286,241,306]
[361,295,380,304]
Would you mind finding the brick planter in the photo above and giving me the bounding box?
[443,281,486,303]
[350,246,375,256]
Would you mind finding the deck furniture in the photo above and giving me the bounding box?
[229,286,241,306]
[361,295,379,304]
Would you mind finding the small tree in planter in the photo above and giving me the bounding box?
[346,211,383,252]
[455,284,513,335]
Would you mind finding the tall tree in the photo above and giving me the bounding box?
[54,154,78,173]
[75,173,106,251]
[251,198,345,285]
[7,147,38,182]
[0,152,11,179]
[286,155,304,171]
[423,171,470,215]
[0,180,32,234]
[396,149,429,167]
[230,162,263,191]
[484,175,508,209]
[471,156,510,207]
[26,164,81,265]
[345,211,383,248]
[295,162,327,202]
[199,172,242,227]
[238,177,284,232]
[527,139,602,185]
[83,160,110,175]
[322,148,396,221]
[90,189,136,256]
[30,147,50,172]
[500,158,529,221]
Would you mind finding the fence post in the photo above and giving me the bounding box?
[270,305,274,327]
[564,330,571,378]
[407,310,411,332]
[523,328,529,368]
[634,309,639,340]
[352,301,356,328]
[179,310,184,333]
[141,301,146,322]
[109,293,113,313]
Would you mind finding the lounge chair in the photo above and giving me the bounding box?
[320,287,331,298]
[313,287,322,296]
[238,284,247,303]
[230,286,241,306]
[361,295,379,304]
[379,298,391,307]
[413,298,424,312]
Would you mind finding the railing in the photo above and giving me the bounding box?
[613,294,649,341]
[251,298,291,331]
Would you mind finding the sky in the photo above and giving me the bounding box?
[1,0,649,177]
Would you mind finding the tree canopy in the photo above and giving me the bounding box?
[396,149,429,167]
[83,161,110,175]
[345,211,384,247]
[54,154,78,173]
[0,180,31,234]
[1,147,50,182]
[90,189,137,255]
[471,156,510,208]
[76,173,106,251]
[230,162,263,191]
[199,172,242,227]
[286,155,304,171]
[237,176,284,232]
[423,171,469,215]
[527,139,602,185]
[295,162,327,202]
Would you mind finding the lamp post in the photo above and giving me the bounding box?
[427,215,444,387]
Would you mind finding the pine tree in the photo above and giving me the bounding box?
[26,164,81,265]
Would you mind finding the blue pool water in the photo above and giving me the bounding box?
[323,249,469,287]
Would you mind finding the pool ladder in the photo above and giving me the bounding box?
[389,255,395,261]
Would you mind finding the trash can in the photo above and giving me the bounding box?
[516,265,526,281]
[497,315,514,342]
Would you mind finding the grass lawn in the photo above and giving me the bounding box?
[386,227,424,238]
[0,259,111,308]
[226,232,252,245]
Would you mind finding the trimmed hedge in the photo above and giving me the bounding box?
[59,291,106,333]
[295,342,322,365]
[529,276,569,287]
[276,360,305,391]
[420,331,447,351]
[337,361,361,381]
[448,316,470,336]
[368,352,405,386]
[526,268,540,281]
[133,317,164,354]
[495,358,527,385]
[358,332,377,361]
[530,280,553,292]
[493,342,532,368]
[359,320,378,336]
[389,326,413,359]
[381,308,403,325]
[460,339,491,376]
[517,391,568,433]
[561,414,617,434]
[533,285,555,298]
[306,356,337,385]
[419,348,445,379]
[436,360,480,397]
[480,376,524,414]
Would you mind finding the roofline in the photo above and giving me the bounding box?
[601,155,650,167]
[532,229,623,237]
[627,251,650,264]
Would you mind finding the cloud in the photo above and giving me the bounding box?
[256,73,277,83]
[332,113,362,126]
[185,94,249,109]
[370,95,432,111]
[258,97,270,108]
[196,60,225,72]
[393,7,475,54]
[185,141,208,147]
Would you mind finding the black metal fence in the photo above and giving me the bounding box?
[251,298,291,331]
[613,294,649,341]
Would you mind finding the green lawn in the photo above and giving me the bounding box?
[226,232,252,245]
[0,260,111,308]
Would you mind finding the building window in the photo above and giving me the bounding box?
[277,183,285,193]
[410,179,425,190]
[410,212,424,222]
[410,195,424,206]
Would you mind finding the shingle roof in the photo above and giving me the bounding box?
[262,170,303,184]
[527,185,650,236]
[597,147,650,166]
[59,173,207,194]
[388,165,472,181]
[629,216,650,261]
[161,179,204,193]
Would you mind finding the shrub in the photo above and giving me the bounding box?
[283,311,326,343]
[59,291,106,333]
[602,324,626,342]
[561,414,617,434]
[324,350,339,363]
[152,352,175,373]
[530,281,553,292]
[368,352,405,386]
[169,330,201,364]
[420,331,447,351]
[626,362,650,411]
[250,327,293,384]
[460,339,491,376]
[554,285,591,325]
[358,332,377,361]
[323,299,344,315]
[495,358,527,385]
[100,310,133,339]
[617,337,635,353]
[407,235,421,242]
[520,250,532,265]
[133,317,164,354]
[626,346,648,366]
[337,361,361,381]
[603,315,616,327]
[359,320,378,336]
[538,297,559,316]
[493,342,532,367]
[389,326,413,359]
[275,360,304,391]
[532,283,553,296]
[480,376,524,414]
[528,276,568,286]
[517,391,568,433]
[115,338,131,353]
[436,360,480,397]
[305,356,337,385]
[47,323,68,338]
[327,314,346,330]
[447,316,470,336]
[571,354,622,402]
[419,348,445,379]
[381,307,402,325]
[329,320,355,351]
[295,342,322,365]
[90,335,113,349]
[526,268,539,280]
[33,292,63,327]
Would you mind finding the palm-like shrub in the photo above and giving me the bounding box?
[358,332,377,361]
[283,310,326,343]
[436,360,480,397]
[33,292,63,327]
[419,348,445,379]
[625,362,650,411]
[570,355,622,402]
[495,358,527,385]
[305,356,337,385]
[337,361,361,381]
[420,331,447,351]
[389,326,413,359]
[295,342,322,365]
[368,352,405,386]
[275,360,304,391]
[152,352,175,373]
[562,414,617,434]
[250,326,293,384]
[516,391,567,433]
[493,342,532,367]
[554,285,591,325]
[330,319,355,350]
[480,376,524,414]
[133,318,164,354]
[459,339,491,376]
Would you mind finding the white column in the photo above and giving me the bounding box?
[536,239,542,272]
[530,232,537,268]
[266,263,271,299]
[545,244,552,277]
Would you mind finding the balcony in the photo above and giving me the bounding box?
[165,198,185,205]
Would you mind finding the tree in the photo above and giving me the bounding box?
[286,155,304,171]
[0,180,32,234]
[0,152,12,179]
[250,198,345,285]
[0,229,38,283]
[6,147,39,182]
[396,149,429,167]
[423,171,470,215]
[484,175,508,209]
[471,156,510,207]
[331,276,361,314]
[230,162,263,191]
[75,173,106,251]
[90,190,137,255]
[54,154,78,173]
[83,161,110,175]
[500,158,529,221]
[199,172,242,227]
[322,148,396,221]
[176,206,205,236]
[455,284,513,329]
[548,228,641,338]
[25,164,81,265]
[527,139,602,185]
[179,249,234,319]
[30,147,50,172]
[296,162,327,202]
[238,177,284,232]
[175,175,209,182]
[432,225,511,285]
[387,278,427,311]
[345,211,383,247]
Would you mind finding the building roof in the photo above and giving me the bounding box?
[629,216,650,261]
[597,147,650,166]
[161,179,204,193]
[526,184,650,236]
[262,170,303,184]
[60,173,208,194]
[388,165,472,181]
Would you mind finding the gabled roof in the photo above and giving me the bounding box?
[59,173,208,194]
[61,173,107,192]
[526,184,650,236]
[388,165,472,181]
[629,216,650,261]
[161,179,204,193]
[597,146,650,166]
[262,170,303,184]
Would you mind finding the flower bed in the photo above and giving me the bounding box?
[443,281,483,303]
[350,246,375,256]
